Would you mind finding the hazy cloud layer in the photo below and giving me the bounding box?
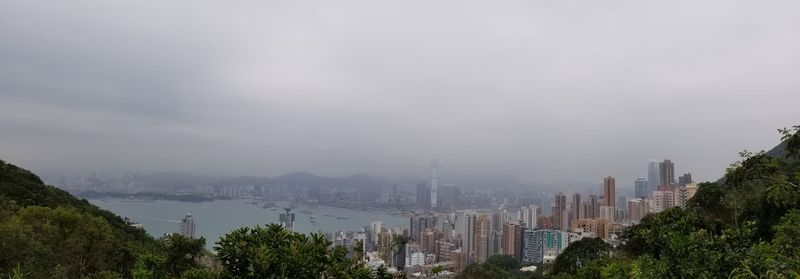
[1,0,799,186]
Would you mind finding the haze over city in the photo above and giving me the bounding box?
[2,0,799,184]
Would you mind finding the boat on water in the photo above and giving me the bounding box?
[262,202,277,209]
[336,216,351,220]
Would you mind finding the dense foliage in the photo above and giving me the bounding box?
[456,255,540,279]
[546,126,800,278]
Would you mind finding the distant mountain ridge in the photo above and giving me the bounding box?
[130,170,526,190]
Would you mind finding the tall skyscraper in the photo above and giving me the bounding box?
[502,222,523,261]
[529,205,540,229]
[634,177,648,198]
[474,215,491,263]
[647,160,659,196]
[603,176,616,207]
[180,213,196,238]
[430,159,439,208]
[462,213,476,264]
[553,193,567,231]
[570,193,581,228]
[678,173,693,187]
[586,194,599,219]
[416,182,430,208]
[659,159,675,188]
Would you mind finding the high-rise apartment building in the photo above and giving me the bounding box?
[634,177,648,199]
[678,173,693,187]
[430,159,439,208]
[474,215,491,263]
[570,193,581,229]
[653,186,675,212]
[529,205,540,229]
[553,193,567,231]
[627,198,648,223]
[502,222,523,261]
[522,229,544,264]
[676,183,698,207]
[462,213,476,264]
[603,176,616,207]
[648,160,659,196]
[420,228,437,253]
[584,194,600,220]
[180,213,195,238]
[659,159,675,187]
[409,215,436,241]
[452,249,467,273]
[377,231,393,263]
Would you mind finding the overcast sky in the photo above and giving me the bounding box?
[1,0,799,185]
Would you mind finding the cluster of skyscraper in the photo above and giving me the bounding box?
[265,158,700,276]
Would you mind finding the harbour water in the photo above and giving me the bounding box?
[90,199,408,248]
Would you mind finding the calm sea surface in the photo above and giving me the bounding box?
[90,199,407,248]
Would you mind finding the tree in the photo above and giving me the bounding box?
[0,206,130,278]
[551,237,611,276]
[160,234,206,278]
[214,223,381,278]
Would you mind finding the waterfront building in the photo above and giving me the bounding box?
[179,213,195,238]
[279,208,295,231]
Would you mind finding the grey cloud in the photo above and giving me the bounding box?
[1,0,799,186]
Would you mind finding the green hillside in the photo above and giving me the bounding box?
[545,126,800,279]
[0,160,163,278]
